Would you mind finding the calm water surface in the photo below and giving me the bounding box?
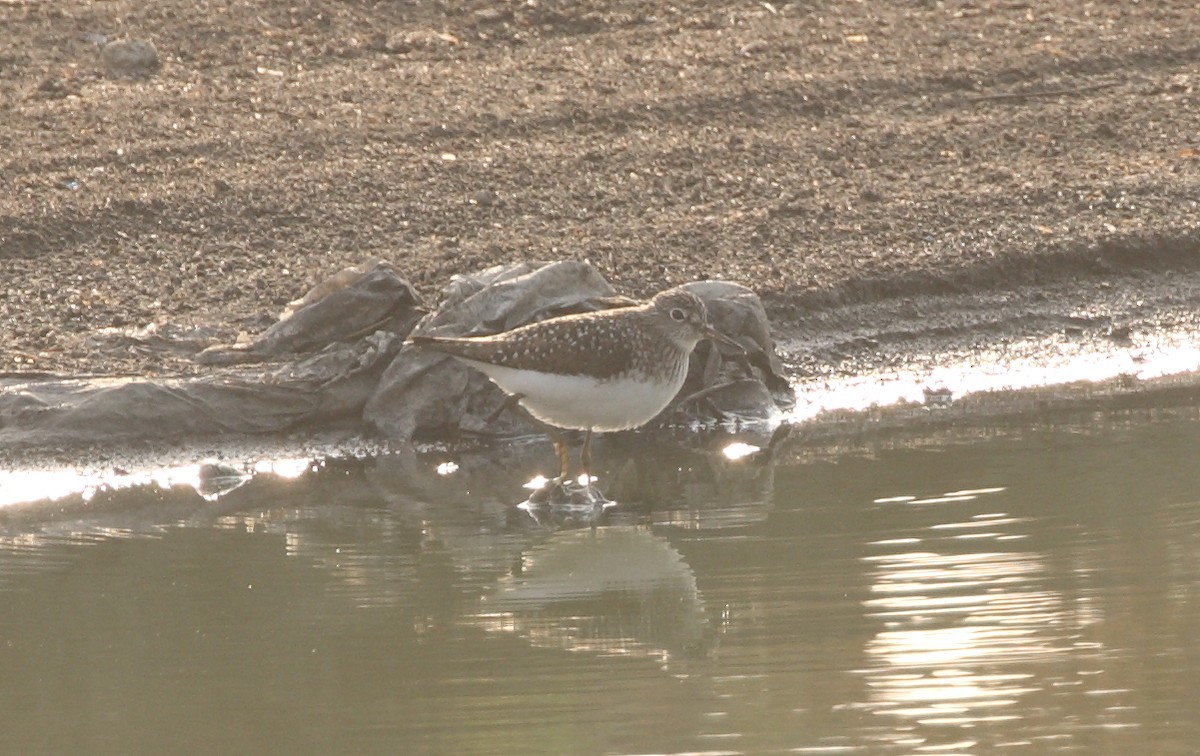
[3,404,1200,754]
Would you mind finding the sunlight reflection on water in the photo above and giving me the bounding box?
[852,486,1136,751]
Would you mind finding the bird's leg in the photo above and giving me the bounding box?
[546,426,572,483]
[580,428,594,490]
[488,394,573,487]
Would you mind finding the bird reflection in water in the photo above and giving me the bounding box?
[471,527,714,664]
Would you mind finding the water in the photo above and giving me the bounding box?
[3,402,1200,754]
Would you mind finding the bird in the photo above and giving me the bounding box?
[406,288,742,492]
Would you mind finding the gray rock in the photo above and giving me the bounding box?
[678,280,790,393]
[101,39,160,79]
[197,261,422,365]
[0,262,419,451]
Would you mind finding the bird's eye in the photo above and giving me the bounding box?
[670,308,686,322]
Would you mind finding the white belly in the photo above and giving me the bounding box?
[459,359,686,431]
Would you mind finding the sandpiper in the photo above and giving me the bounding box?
[407,288,741,487]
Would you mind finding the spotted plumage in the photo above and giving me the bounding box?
[407,288,740,484]
[411,290,711,383]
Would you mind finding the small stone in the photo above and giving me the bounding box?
[739,40,768,56]
[361,32,386,52]
[101,39,160,79]
[385,29,458,54]
[37,75,76,98]
[474,7,514,24]
[923,386,954,408]
[470,189,500,207]
[1106,324,1132,342]
[384,35,413,54]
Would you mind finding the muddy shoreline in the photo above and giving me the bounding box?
[4,262,1200,477]
[5,363,1200,514]
[3,1,1200,479]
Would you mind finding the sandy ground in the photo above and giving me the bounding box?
[2,0,1199,379]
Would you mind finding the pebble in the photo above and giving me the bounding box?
[101,39,160,79]
[470,190,500,207]
[923,386,954,408]
[739,40,769,56]
[1106,324,1133,342]
[474,7,514,24]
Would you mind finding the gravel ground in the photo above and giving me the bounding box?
[2,0,1199,377]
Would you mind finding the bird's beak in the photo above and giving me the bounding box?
[705,324,745,353]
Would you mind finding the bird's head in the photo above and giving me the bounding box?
[649,289,742,352]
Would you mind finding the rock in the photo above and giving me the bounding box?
[474,7,514,24]
[677,280,791,395]
[1106,324,1133,342]
[37,72,81,98]
[470,189,500,207]
[0,262,421,450]
[197,261,422,365]
[738,40,769,56]
[383,30,459,54]
[101,39,160,79]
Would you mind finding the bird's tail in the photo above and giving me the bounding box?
[405,334,443,347]
[405,332,492,362]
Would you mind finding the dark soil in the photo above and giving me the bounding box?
[3,0,1199,377]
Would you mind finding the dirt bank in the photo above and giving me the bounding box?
[2,0,1199,378]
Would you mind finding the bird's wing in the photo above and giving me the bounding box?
[408,316,641,380]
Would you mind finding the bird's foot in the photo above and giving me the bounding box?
[522,475,614,520]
